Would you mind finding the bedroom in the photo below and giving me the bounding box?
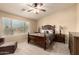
[0,3,78,55]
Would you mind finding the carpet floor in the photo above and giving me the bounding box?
[12,41,70,55]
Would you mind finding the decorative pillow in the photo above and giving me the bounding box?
[40,29,45,33]
[45,30,53,34]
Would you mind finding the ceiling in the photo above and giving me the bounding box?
[0,3,75,20]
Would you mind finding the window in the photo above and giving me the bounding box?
[2,17,29,35]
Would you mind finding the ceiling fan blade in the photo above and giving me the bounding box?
[21,8,26,11]
[26,4,37,10]
[40,3,43,6]
[27,9,32,12]
[27,4,34,8]
[40,9,46,12]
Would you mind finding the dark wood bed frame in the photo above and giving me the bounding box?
[28,25,55,50]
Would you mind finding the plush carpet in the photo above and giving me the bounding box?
[12,41,70,55]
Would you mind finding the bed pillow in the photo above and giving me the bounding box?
[40,29,45,33]
[40,29,53,34]
[45,30,53,34]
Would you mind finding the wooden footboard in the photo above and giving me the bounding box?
[28,33,47,50]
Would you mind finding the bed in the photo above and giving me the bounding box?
[28,25,55,50]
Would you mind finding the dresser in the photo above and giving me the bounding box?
[69,32,79,55]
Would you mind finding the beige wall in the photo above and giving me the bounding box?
[37,6,76,34]
[0,11,37,33]
[76,4,79,32]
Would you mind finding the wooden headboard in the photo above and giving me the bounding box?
[42,25,55,30]
[41,25,55,34]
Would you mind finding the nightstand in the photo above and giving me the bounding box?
[0,38,4,45]
[54,34,65,43]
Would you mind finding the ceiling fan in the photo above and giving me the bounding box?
[22,3,46,14]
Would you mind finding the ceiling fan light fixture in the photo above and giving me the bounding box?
[37,5,42,9]
[22,3,46,14]
[33,9,40,14]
